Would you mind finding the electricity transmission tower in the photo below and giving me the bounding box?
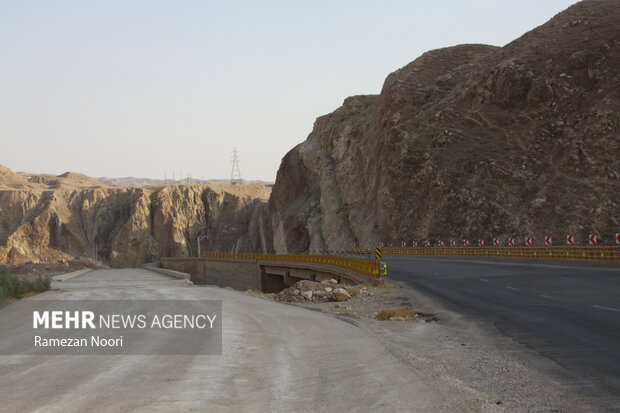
[230,148,242,184]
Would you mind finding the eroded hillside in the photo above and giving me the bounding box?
[0,166,270,266]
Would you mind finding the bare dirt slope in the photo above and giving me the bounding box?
[238,0,620,253]
[0,165,270,267]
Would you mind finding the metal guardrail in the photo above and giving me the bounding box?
[203,252,383,279]
[380,246,620,261]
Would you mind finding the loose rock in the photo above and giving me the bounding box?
[275,280,356,303]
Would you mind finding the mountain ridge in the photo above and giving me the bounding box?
[0,165,270,266]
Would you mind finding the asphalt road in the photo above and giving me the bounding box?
[0,268,441,413]
[386,257,620,404]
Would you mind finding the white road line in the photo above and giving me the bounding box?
[506,286,520,291]
[591,305,620,312]
[540,294,558,300]
[479,278,489,283]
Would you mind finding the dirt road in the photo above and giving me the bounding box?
[0,268,441,412]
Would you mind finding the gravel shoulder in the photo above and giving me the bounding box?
[253,279,606,413]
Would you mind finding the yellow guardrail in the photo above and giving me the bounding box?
[202,252,382,279]
[378,246,620,261]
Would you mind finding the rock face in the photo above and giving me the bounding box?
[239,0,620,252]
[0,167,270,267]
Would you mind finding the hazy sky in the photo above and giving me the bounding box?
[1,0,577,181]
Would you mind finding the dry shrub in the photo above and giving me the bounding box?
[375,308,415,320]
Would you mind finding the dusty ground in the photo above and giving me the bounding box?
[249,279,605,413]
[0,268,459,412]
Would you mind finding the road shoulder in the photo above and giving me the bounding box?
[250,279,604,413]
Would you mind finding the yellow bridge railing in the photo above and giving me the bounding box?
[380,246,620,261]
[203,252,382,279]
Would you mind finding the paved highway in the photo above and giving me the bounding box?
[386,257,620,407]
[0,268,441,413]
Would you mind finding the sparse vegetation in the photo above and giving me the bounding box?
[0,269,50,302]
[375,308,415,321]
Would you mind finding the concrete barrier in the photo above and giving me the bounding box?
[141,264,192,284]
[160,256,383,293]
[52,269,92,282]
[381,246,620,261]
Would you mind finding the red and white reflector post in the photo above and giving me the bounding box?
[616,233,620,244]
[424,240,430,247]
[478,239,484,246]
[525,236,533,246]
[566,234,575,245]
[545,236,552,246]
[463,239,470,247]
[588,234,598,245]
[450,240,457,247]
[493,238,500,246]
[413,241,418,247]
[508,237,515,246]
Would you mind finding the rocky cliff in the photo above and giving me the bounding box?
[0,166,270,267]
[239,0,620,252]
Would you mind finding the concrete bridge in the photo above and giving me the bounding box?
[159,255,384,292]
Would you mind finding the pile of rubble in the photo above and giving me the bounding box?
[274,279,368,303]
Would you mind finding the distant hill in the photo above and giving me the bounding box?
[97,176,274,187]
[0,165,107,190]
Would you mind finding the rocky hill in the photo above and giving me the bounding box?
[0,165,270,267]
[237,0,620,252]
